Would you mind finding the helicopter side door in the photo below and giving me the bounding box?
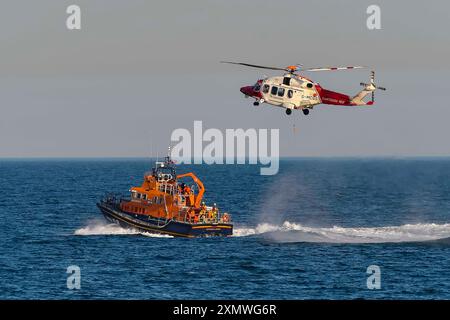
[267,84,285,106]
[284,88,302,108]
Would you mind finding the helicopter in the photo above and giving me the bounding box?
[222,61,386,115]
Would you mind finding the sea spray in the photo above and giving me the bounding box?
[256,174,300,226]
[74,220,140,235]
[74,220,173,237]
[233,221,450,243]
[256,170,334,232]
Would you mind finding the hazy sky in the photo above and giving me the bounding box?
[1,0,450,157]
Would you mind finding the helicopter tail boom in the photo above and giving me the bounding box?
[350,71,386,105]
[315,86,352,106]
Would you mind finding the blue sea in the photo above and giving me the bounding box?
[1,158,450,299]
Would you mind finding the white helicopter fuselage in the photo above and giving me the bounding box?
[242,74,321,111]
[239,71,382,115]
[225,61,384,115]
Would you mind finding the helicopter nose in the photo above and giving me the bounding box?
[240,86,253,96]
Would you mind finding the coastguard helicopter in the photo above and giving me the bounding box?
[222,61,386,115]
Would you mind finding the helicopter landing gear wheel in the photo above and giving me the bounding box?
[286,108,292,115]
[302,109,310,115]
[253,101,259,106]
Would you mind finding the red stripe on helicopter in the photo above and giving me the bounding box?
[315,84,351,105]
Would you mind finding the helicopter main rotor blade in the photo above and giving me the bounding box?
[303,66,366,72]
[220,61,288,72]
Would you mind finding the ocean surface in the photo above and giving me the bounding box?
[1,158,450,299]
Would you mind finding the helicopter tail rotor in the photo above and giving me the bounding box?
[355,71,386,104]
[360,71,385,102]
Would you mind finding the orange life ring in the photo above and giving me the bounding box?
[223,214,229,223]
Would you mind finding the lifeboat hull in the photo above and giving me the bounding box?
[97,202,233,238]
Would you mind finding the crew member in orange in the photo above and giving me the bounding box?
[211,203,218,222]
[199,201,206,222]
[193,212,199,224]
[184,185,191,194]
[207,208,214,222]
[199,210,205,223]
[186,209,194,223]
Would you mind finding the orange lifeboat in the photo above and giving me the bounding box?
[97,155,233,237]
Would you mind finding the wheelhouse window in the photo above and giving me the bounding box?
[262,84,270,93]
[277,88,285,97]
[271,86,278,95]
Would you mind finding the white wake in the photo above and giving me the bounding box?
[74,221,173,238]
[75,220,450,243]
[233,221,450,243]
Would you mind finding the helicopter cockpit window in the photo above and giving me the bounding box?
[253,83,261,92]
[283,77,291,86]
[262,84,270,93]
[277,88,285,97]
[271,86,278,95]
[288,90,293,98]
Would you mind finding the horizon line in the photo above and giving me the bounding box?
[2,155,450,160]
